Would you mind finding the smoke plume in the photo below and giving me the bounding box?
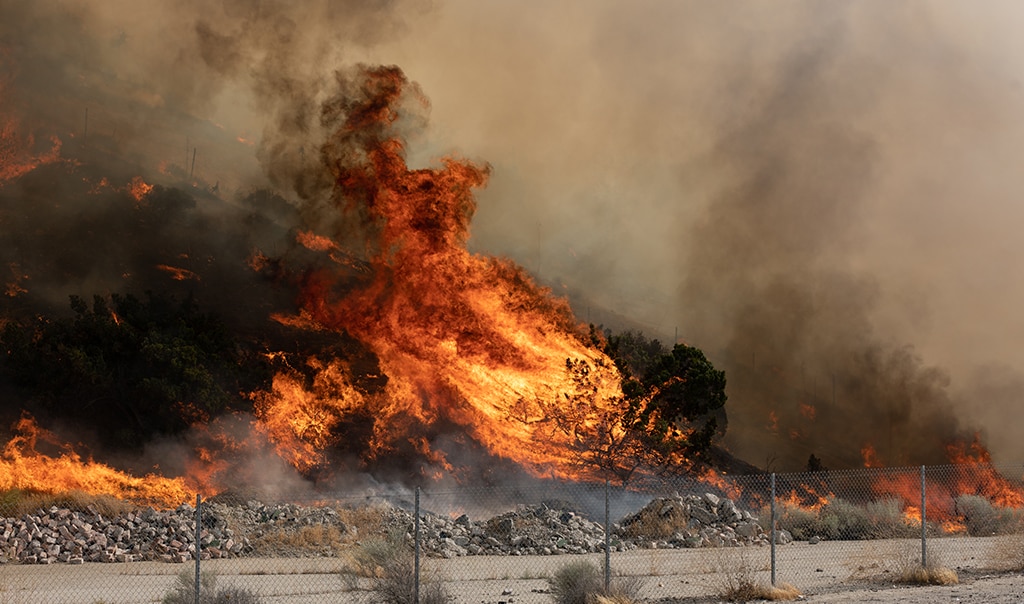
[360,2,1024,470]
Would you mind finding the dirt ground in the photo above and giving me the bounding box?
[0,536,1021,603]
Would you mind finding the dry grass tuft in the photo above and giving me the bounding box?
[990,532,1024,571]
[250,525,347,556]
[340,529,451,604]
[245,502,396,556]
[161,570,262,604]
[721,582,802,602]
[708,548,802,602]
[897,565,959,585]
[848,541,958,586]
[333,503,392,537]
[546,560,642,604]
[618,497,689,539]
[0,489,135,517]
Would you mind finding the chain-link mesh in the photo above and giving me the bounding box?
[2,463,1024,602]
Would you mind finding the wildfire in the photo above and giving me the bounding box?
[5,261,27,297]
[0,415,193,508]
[254,66,627,481]
[701,468,743,501]
[861,444,883,468]
[252,358,370,473]
[126,176,154,202]
[779,485,833,511]
[863,435,1024,530]
[0,121,61,183]
[156,264,200,281]
[0,48,61,183]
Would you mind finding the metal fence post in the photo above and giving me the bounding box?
[770,473,777,586]
[194,493,201,604]
[604,479,611,592]
[414,486,421,604]
[921,465,927,568]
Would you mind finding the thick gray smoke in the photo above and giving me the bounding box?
[0,0,424,317]
[370,2,1024,470]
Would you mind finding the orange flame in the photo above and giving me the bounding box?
[0,415,193,508]
[156,264,200,281]
[861,443,883,468]
[256,67,627,481]
[125,176,154,202]
[865,435,1024,529]
[5,261,27,297]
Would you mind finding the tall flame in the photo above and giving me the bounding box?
[256,66,625,480]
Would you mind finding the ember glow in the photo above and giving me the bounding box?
[0,115,61,183]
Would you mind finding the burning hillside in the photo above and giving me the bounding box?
[254,66,625,480]
[0,53,687,501]
[4,1,1024,530]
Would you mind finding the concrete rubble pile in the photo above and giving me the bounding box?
[0,492,787,564]
[0,503,238,565]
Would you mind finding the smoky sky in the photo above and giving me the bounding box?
[372,1,1024,469]
[5,0,1024,471]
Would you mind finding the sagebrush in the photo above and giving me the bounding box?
[547,560,641,604]
[161,570,261,604]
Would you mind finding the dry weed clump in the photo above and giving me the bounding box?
[334,502,393,537]
[246,502,394,557]
[341,529,451,604]
[848,541,958,586]
[161,570,261,604]
[709,548,801,602]
[547,560,642,604]
[897,564,959,586]
[618,498,689,539]
[249,524,347,556]
[894,545,958,586]
[0,488,134,518]
[720,581,802,602]
[990,532,1024,570]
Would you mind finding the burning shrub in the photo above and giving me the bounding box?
[954,494,1023,536]
[773,497,916,541]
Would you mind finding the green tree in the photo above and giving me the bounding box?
[0,292,270,450]
[541,329,728,483]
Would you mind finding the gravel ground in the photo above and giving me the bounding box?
[787,572,1024,604]
[0,535,1020,603]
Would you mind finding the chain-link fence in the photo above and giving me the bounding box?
[2,463,1024,603]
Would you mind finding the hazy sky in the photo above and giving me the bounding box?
[362,1,1024,465]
